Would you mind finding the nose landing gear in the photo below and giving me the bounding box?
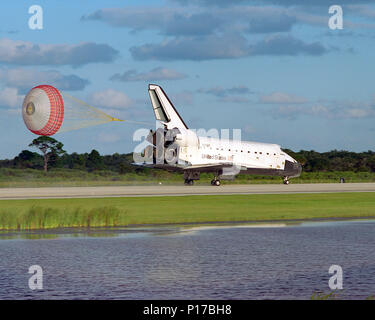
[283,176,290,185]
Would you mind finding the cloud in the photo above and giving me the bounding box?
[130,34,327,61]
[198,85,253,104]
[250,34,326,56]
[347,4,375,19]
[171,0,374,6]
[199,85,254,97]
[82,6,305,36]
[273,101,375,120]
[88,89,133,109]
[130,34,251,61]
[260,92,307,104]
[0,38,118,67]
[220,96,252,104]
[275,104,329,119]
[170,91,194,105]
[170,0,248,6]
[82,7,178,30]
[0,87,24,109]
[0,68,89,92]
[344,106,375,118]
[267,0,374,6]
[82,4,375,39]
[247,13,296,33]
[110,67,187,82]
[82,7,225,36]
[164,12,223,36]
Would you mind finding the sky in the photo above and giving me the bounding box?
[0,0,375,159]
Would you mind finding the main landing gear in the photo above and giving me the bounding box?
[283,176,290,185]
[184,179,194,185]
[211,178,221,186]
[183,171,200,186]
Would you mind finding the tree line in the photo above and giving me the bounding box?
[284,149,375,172]
[1,137,375,173]
[0,137,135,173]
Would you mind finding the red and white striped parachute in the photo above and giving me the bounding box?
[22,85,64,136]
[22,84,128,136]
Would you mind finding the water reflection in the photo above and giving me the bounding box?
[0,219,374,299]
[0,222,300,240]
[1,219,374,241]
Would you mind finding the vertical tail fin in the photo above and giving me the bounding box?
[148,84,188,130]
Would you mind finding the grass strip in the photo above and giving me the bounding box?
[0,192,375,230]
[1,168,375,188]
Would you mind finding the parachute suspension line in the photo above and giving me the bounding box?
[61,91,154,128]
[57,91,119,133]
[62,92,115,121]
[120,119,155,126]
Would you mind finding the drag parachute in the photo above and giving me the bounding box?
[22,84,124,136]
[22,85,64,136]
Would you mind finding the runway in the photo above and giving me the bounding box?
[1,183,375,200]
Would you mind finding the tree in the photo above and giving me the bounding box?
[66,152,86,170]
[86,149,104,171]
[13,150,43,169]
[29,136,66,172]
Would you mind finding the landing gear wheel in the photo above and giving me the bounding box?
[211,179,221,186]
[184,179,194,186]
[283,177,290,185]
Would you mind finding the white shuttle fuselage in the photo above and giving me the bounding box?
[136,84,302,186]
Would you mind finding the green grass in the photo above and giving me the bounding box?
[1,168,375,188]
[311,291,340,300]
[1,192,375,230]
[311,291,375,300]
[0,206,121,230]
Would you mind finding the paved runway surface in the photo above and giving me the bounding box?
[1,183,375,199]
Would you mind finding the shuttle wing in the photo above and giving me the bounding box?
[183,163,238,172]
